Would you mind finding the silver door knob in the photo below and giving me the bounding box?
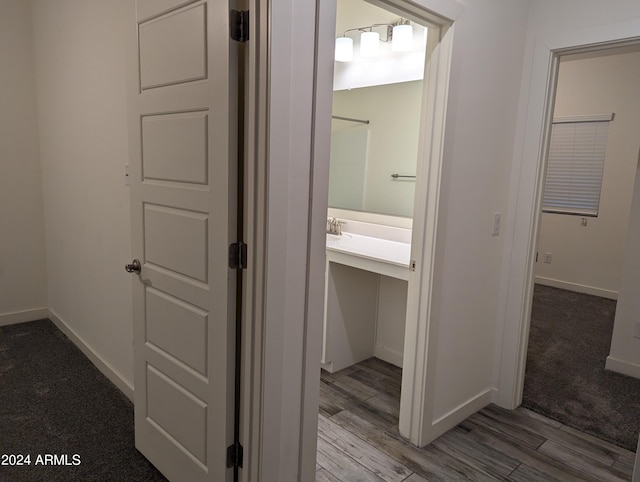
[125,259,141,273]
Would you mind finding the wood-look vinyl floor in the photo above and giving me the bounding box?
[317,357,635,481]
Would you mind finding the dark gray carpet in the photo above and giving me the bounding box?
[523,284,640,451]
[0,319,167,482]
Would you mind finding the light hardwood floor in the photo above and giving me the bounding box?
[317,357,635,481]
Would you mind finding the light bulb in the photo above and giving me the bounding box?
[360,31,380,57]
[392,24,413,52]
[335,37,353,62]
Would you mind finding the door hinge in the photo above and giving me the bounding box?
[226,441,244,468]
[229,242,247,269]
[230,10,249,43]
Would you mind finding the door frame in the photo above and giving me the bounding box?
[244,0,462,479]
[241,0,325,480]
[496,20,640,409]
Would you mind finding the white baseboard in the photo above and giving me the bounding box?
[320,360,334,373]
[0,308,49,326]
[535,276,618,300]
[606,356,640,379]
[374,344,403,368]
[428,388,495,443]
[48,309,134,401]
[634,435,640,482]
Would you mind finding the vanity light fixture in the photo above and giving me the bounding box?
[360,31,380,57]
[334,18,414,62]
[391,20,413,52]
[335,36,353,62]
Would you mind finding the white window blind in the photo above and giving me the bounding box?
[543,114,612,216]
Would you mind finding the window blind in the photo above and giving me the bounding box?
[542,116,612,216]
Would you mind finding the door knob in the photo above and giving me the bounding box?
[125,259,141,273]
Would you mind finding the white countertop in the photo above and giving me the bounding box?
[326,232,411,280]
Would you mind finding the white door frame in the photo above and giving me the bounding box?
[241,0,324,480]
[244,0,463,479]
[398,13,457,447]
[496,21,640,409]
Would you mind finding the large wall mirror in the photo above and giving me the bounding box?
[329,0,427,219]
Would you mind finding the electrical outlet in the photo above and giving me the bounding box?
[634,322,640,339]
[543,252,552,264]
[492,212,501,237]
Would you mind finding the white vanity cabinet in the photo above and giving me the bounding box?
[321,231,411,373]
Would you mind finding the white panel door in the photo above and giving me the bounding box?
[128,1,235,480]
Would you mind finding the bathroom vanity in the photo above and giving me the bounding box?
[321,221,411,373]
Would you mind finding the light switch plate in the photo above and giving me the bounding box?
[492,212,501,236]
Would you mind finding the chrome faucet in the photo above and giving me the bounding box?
[326,217,345,235]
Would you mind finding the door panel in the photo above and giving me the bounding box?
[143,204,208,282]
[138,3,207,90]
[129,0,234,480]
[146,365,208,464]
[142,112,208,185]
[145,287,208,375]
[136,0,195,22]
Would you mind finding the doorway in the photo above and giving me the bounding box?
[496,24,640,412]
[522,45,640,451]
[310,0,459,451]
[321,0,426,375]
[318,2,426,474]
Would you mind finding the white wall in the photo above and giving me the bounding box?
[526,0,640,37]
[535,50,640,299]
[428,0,529,424]
[31,0,134,389]
[375,276,407,367]
[0,0,48,325]
[608,154,640,378]
[331,81,422,217]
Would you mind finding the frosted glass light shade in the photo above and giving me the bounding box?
[335,37,353,62]
[392,24,413,52]
[360,31,379,57]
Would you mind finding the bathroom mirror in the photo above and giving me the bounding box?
[328,0,427,219]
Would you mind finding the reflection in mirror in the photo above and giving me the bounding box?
[328,0,427,219]
[329,121,369,212]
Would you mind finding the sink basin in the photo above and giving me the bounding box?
[326,231,410,272]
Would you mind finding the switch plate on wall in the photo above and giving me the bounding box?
[492,212,501,236]
[543,252,552,264]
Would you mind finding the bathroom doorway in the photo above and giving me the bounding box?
[310,0,459,451]
[318,4,426,470]
[320,0,425,375]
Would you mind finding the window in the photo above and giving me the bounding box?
[542,114,613,216]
